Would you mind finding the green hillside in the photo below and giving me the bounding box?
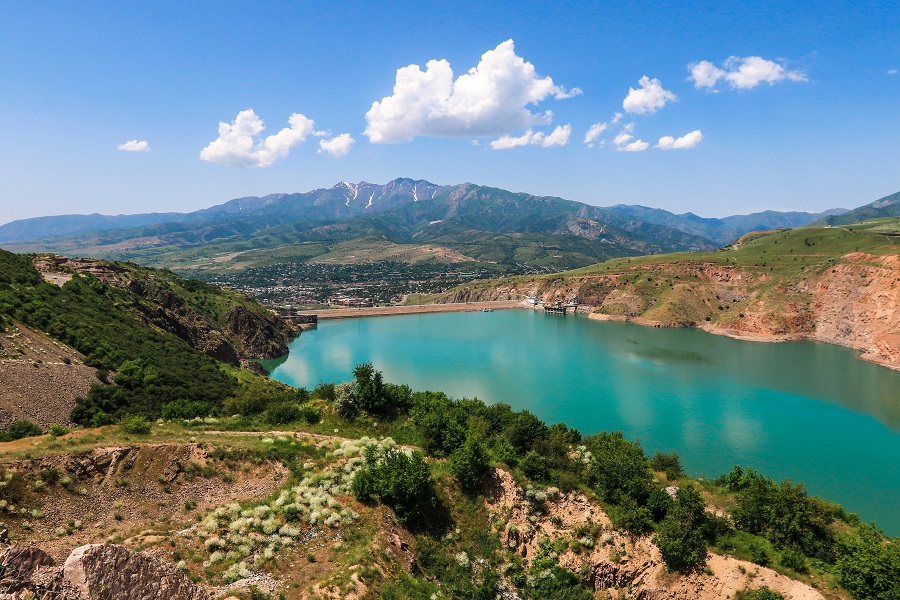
[0,250,296,426]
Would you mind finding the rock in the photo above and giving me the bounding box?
[0,545,55,593]
[57,543,209,600]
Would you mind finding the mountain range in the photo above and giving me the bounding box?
[2,178,894,273]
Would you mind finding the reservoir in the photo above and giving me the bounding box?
[265,309,900,535]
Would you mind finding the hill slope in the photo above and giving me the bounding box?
[438,219,900,370]
[0,250,297,428]
[810,190,900,226]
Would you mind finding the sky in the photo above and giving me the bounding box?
[0,0,897,225]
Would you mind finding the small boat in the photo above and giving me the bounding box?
[480,308,494,312]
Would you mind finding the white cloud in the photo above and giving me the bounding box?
[690,56,807,90]
[622,76,677,115]
[365,40,580,143]
[888,69,898,75]
[317,133,356,158]
[656,130,703,150]
[611,112,623,124]
[117,140,150,152]
[583,122,607,146]
[490,124,572,150]
[689,61,726,89]
[613,132,634,146]
[612,130,648,152]
[199,109,317,167]
[620,139,649,152]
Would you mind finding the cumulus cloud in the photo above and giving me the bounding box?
[490,124,572,150]
[612,129,649,152]
[117,140,150,152]
[622,76,677,115]
[199,109,320,167]
[689,61,726,89]
[365,40,580,143]
[656,130,703,150]
[620,139,649,152]
[583,122,607,146]
[317,133,356,158]
[690,56,807,89]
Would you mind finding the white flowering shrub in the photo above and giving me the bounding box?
[194,437,397,580]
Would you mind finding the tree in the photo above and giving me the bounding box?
[836,524,900,600]
[650,450,684,480]
[504,410,547,455]
[450,436,490,494]
[655,484,709,571]
[353,448,435,523]
[353,362,385,414]
[584,431,653,505]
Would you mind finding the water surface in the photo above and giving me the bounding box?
[265,310,900,534]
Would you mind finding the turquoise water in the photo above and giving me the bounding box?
[266,310,900,535]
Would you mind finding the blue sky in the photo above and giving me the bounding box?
[0,0,897,224]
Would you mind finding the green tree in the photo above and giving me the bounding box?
[655,484,709,571]
[353,362,385,414]
[836,524,900,600]
[650,450,684,480]
[449,436,490,494]
[353,448,435,523]
[584,431,653,505]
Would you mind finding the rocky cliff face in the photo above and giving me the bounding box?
[486,469,825,600]
[802,253,900,368]
[0,541,208,599]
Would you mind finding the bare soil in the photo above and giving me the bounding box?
[0,323,98,429]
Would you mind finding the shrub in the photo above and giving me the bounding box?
[352,448,435,523]
[729,470,835,560]
[647,488,674,521]
[584,431,653,505]
[836,524,900,600]
[161,399,214,420]
[449,437,490,494]
[411,391,467,457]
[48,423,70,438]
[119,415,151,435]
[264,403,304,425]
[353,362,386,414]
[650,450,684,480]
[655,484,710,571]
[334,382,358,419]
[297,405,321,424]
[779,547,808,573]
[503,410,547,455]
[1,420,42,441]
[520,450,551,483]
[615,499,654,535]
[311,382,335,402]
[748,540,770,566]
[90,411,115,428]
[735,588,784,600]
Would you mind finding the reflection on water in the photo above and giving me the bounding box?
[267,309,900,534]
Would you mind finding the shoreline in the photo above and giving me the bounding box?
[588,311,900,372]
[294,302,899,371]
[297,300,522,320]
